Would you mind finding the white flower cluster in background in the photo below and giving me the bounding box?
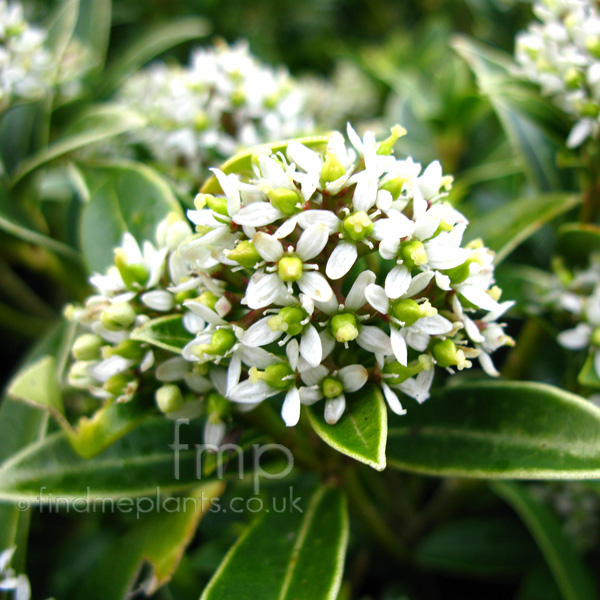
[544,254,600,378]
[115,41,313,183]
[0,0,52,110]
[66,125,514,441]
[0,547,31,600]
[516,0,600,147]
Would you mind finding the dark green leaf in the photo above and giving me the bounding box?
[80,162,182,272]
[465,193,581,264]
[577,355,600,390]
[557,223,600,267]
[387,381,600,478]
[306,385,387,471]
[200,485,348,600]
[492,481,597,600]
[131,315,194,354]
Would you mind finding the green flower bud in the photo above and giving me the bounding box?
[382,360,424,384]
[225,240,261,268]
[445,256,478,284]
[114,249,148,289]
[331,313,359,343]
[249,363,294,390]
[432,339,458,368]
[278,255,303,282]
[231,88,245,107]
[565,67,584,90]
[267,187,302,216]
[392,299,423,326]
[101,302,137,331]
[586,36,600,59]
[400,239,428,269]
[267,306,307,337]
[67,361,93,388]
[108,339,147,360]
[194,328,237,358]
[72,334,103,360]
[194,111,209,131]
[377,124,407,155]
[198,291,219,310]
[205,195,229,217]
[579,101,600,118]
[156,384,185,413]
[321,150,346,183]
[592,328,600,348]
[207,392,230,418]
[322,376,344,399]
[104,373,133,397]
[174,287,198,305]
[343,211,374,242]
[380,176,406,200]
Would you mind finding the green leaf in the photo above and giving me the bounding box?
[0,418,215,500]
[556,223,600,267]
[387,381,600,478]
[453,36,569,192]
[131,315,194,354]
[492,481,597,600]
[200,485,348,600]
[7,355,151,458]
[74,0,112,75]
[100,17,210,96]
[577,354,600,390]
[13,105,145,183]
[464,193,581,264]
[80,161,182,272]
[415,516,538,576]
[306,385,387,471]
[75,482,224,600]
[201,136,331,194]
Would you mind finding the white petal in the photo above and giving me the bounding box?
[434,272,451,291]
[414,204,443,240]
[365,283,390,314]
[405,271,435,297]
[299,386,323,405]
[352,173,378,212]
[232,202,282,227]
[299,271,334,302]
[183,311,206,334]
[211,168,240,215]
[273,214,299,239]
[419,160,442,199]
[324,394,346,424]
[253,232,284,262]
[385,265,412,300]
[297,210,340,234]
[243,317,282,347]
[238,346,280,369]
[479,351,499,377]
[357,326,393,354]
[456,284,501,312]
[378,236,400,260]
[15,575,30,600]
[320,329,336,360]
[424,241,470,270]
[228,380,278,403]
[342,271,374,312]
[0,547,16,572]
[281,387,301,427]
[287,140,322,174]
[141,290,174,312]
[397,369,434,404]
[156,357,189,382]
[296,223,329,261]
[338,364,368,392]
[245,272,284,309]
[416,315,453,335]
[300,324,322,367]
[405,330,430,352]
[184,301,227,325]
[390,327,408,365]
[567,119,593,148]
[287,337,300,370]
[185,373,213,393]
[557,324,591,350]
[381,382,407,415]
[204,420,226,447]
[326,242,357,280]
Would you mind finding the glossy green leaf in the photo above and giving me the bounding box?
[492,481,597,600]
[387,381,600,478]
[415,516,538,576]
[453,36,569,192]
[465,193,581,264]
[306,385,387,471]
[100,18,210,95]
[556,223,600,267]
[200,485,348,600]
[131,315,194,354]
[201,136,331,194]
[7,355,152,458]
[74,0,112,75]
[577,354,600,390]
[0,418,213,500]
[75,482,224,600]
[13,105,145,183]
[80,161,182,272]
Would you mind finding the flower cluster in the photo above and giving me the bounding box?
[542,254,600,379]
[115,41,313,183]
[0,0,52,110]
[0,547,31,600]
[516,0,600,147]
[66,125,514,438]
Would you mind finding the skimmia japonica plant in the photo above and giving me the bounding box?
[6,0,600,598]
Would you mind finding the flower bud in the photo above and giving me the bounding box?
[278,255,303,282]
[331,313,359,343]
[586,36,600,59]
[321,151,346,183]
[266,187,302,216]
[104,373,133,397]
[198,291,219,310]
[382,360,424,384]
[194,111,209,131]
[225,240,261,268]
[377,124,407,155]
[68,361,94,388]
[72,334,103,360]
[343,211,373,242]
[400,240,428,269]
[101,302,137,331]
[206,194,229,216]
[432,339,458,368]
[106,339,147,360]
[380,176,406,200]
[322,376,344,399]
[156,384,185,413]
[114,249,148,289]
[249,363,294,390]
[267,306,307,336]
[392,299,424,326]
[592,328,600,348]
[195,328,237,357]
